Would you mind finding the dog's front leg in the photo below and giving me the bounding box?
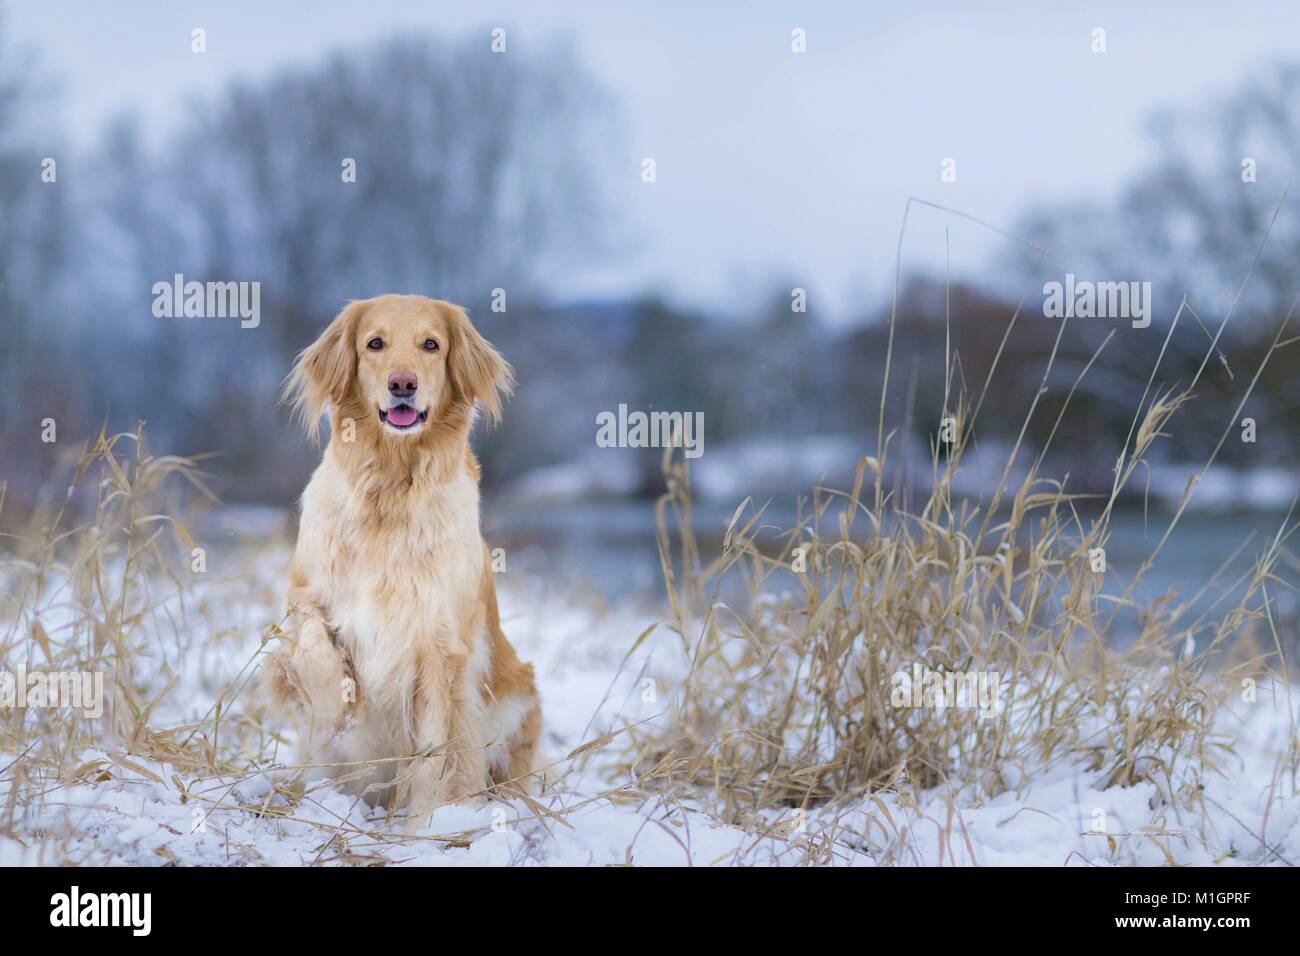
[266,607,357,752]
[292,616,357,745]
[401,666,488,833]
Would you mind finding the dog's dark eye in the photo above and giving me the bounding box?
[423,339,440,352]
[367,337,383,350]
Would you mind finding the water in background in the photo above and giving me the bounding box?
[485,499,1299,644]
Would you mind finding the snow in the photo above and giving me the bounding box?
[505,453,640,502]
[509,432,1299,516]
[1148,464,1299,511]
[1,546,1297,867]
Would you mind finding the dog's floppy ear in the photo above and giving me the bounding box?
[283,300,367,442]
[446,305,515,426]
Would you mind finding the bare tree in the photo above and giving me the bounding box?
[86,32,618,498]
[1012,63,1300,328]
[0,17,73,507]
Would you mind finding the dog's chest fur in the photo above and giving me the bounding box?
[295,445,487,728]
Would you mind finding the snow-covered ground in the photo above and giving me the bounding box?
[2,543,1297,867]
[506,432,1300,514]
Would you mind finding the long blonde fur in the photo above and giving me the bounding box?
[265,295,538,829]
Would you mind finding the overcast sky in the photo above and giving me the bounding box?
[10,1,1300,321]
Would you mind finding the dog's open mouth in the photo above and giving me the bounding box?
[378,404,428,431]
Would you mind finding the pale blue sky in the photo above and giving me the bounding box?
[10,1,1300,320]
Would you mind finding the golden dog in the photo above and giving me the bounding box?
[265,294,540,829]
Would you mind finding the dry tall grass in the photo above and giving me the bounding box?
[618,287,1298,853]
[0,427,225,851]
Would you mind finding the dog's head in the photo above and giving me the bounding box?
[284,295,514,443]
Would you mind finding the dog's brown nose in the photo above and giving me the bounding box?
[388,371,418,398]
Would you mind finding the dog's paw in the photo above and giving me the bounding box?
[290,621,354,738]
[339,673,361,729]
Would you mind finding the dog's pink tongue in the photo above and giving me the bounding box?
[387,405,419,427]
